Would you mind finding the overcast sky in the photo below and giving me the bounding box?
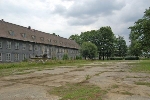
[0,0,150,45]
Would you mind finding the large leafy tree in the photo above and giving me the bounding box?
[114,36,127,57]
[80,42,97,59]
[69,34,82,45]
[96,26,115,60]
[129,7,150,56]
[69,26,127,60]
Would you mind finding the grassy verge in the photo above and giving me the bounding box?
[130,60,150,72]
[135,82,150,87]
[0,60,91,77]
[50,83,107,100]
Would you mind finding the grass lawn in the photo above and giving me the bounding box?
[0,60,91,77]
[50,83,107,100]
[130,60,150,72]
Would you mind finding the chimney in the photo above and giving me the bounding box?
[28,26,31,29]
[1,19,4,22]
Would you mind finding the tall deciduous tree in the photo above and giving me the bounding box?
[129,7,150,56]
[114,36,127,57]
[80,42,97,59]
[96,26,115,60]
[69,34,82,45]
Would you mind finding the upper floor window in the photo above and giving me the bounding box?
[31,35,36,40]
[0,41,2,48]
[59,41,62,44]
[6,53,11,61]
[21,33,26,38]
[0,53,2,61]
[54,40,57,43]
[29,44,32,50]
[7,41,11,49]
[15,42,19,50]
[48,39,51,42]
[8,30,15,36]
[40,37,44,41]
[22,44,26,50]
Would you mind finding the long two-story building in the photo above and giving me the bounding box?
[0,19,80,62]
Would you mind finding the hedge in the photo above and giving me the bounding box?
[125,56,139,60]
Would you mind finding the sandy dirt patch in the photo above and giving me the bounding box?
[0,61,150,100]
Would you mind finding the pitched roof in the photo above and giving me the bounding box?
[0,20,79,49]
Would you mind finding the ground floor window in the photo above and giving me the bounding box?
[23,54,26,60]
[6,53,11,61]
[0,53,2,61]
[15,54,19,61]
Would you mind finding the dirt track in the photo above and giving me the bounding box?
[0,61,150,100]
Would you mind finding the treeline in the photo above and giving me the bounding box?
[69,26,127,60]
[69,7,150,60]
[129,7,150,58]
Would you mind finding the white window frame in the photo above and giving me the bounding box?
[15,54,19,61]
[22,44,26,50]
[0,41,2,48]
[0,53,2,61]
[15,42,19,50]
[7,41,11,49]
[6,53,11,61]
[29,44,32,50]
[23,54,26,60]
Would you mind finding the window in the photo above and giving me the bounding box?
[6,53,11,61]
[15,42,19,50]
[54,40,57,43]
[7,41,11,49]
[48,39,51,42]
[23,54,26,60]
[34,45,38,51]
[21,33,26,38]
[31,35,36,40]
[40,37,44,41]
[22,44,26,50]
[60,41,63,44]
[29,44,32,50]
[8,30,14,36]
[0,53,2,61]
[0,41,2,48]
[15,54,19,61]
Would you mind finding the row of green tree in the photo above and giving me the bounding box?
[129,7,150,58]
[69,7,150,59]
[69,26,127,60]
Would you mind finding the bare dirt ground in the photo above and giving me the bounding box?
[0,61,150,100]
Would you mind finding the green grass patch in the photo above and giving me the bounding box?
[135,82,150,87]
[0,60,91,77]
[120,91,134,96]
[130,60,150,72]
[50,83,107,100]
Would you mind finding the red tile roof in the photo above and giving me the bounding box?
[0,20,79,49]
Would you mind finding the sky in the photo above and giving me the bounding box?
[0,0,150,45]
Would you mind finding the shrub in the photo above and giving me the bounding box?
[62,54,69,60]
[110,57,124,60]
[76,55,82,60]
[125,56,139,60]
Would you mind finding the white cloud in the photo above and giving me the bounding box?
[0,0,150,45]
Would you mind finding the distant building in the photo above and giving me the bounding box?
[0,19,80,62]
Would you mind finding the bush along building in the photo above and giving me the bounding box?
[0,19,80,62]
